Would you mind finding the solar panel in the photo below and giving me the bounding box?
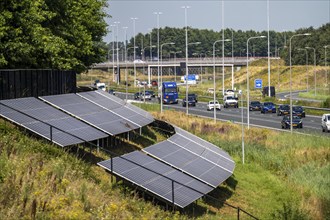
[77,91,153,127]
[0,98,108,147]
[95,90,154,120]
[40,93,139,135]
[174,126,232,159]
[98,151,213,208]
[143,140,232,187]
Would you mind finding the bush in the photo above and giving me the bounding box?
[322,97,330,108]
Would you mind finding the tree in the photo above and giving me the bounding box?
[0,0,108,72]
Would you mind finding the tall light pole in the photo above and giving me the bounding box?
[123,26,128,99]
[153,12,162,88]
[305,47,316,96]
[231,29,234,63]
[267,0,271,97]
[185,41,201,115]
[221,0,225,96]
[160,42,175,113]
[171,51,182,82]
[298,48,309,91]
[247,36,266,129]
[325,45,329,86]
[114,21,120,84]
[148,28,153,61]
[213,39,231,123]
[289,33,311,132]
[130,18,138,87]
[182,6,190,115]
[277,46,286,88]
[142,45,156,61]
[110,24,116,82]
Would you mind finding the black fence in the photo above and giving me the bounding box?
[0,69,76,100]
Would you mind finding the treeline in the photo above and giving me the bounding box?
[117,23,329,66]
[0,0,108,73]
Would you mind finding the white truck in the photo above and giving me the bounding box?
[207,100,221,111]
[95,82,106,91]
[223,96,238,108]
[321,114,330,132]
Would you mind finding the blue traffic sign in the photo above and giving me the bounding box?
[255,79,262,89]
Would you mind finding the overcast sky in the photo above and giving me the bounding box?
[104,0,330,43]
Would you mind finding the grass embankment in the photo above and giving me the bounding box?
[140,104,329,219]
[0,121,179,220]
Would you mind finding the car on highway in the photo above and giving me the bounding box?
[277,104,290,116]
[182,96,196,107]
[281,115,303,129]
[224,89,235,96]
[207,88,215,94]
[134,92,151,100]
[249,101,261,111]
[188,93,198,103]
[292,106,306,118]
[207,100,221,111]
[321,114,330,132]
[146,90,155,98]
[133,59,145,64]
[261,102,276,114]
[223,96,238,108]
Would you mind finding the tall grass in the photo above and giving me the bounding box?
[151,110,329,219]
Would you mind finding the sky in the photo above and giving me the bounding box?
[104,0,330,43]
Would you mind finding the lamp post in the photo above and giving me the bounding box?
[160,42,175,113]
[305,47,316,96]
[247,36,266,129]
[142,45,156,61]
[185,41,201,115]
[148,28,153,61]
[171,51,182,82]
[277,46,285,88]
[131,18,138,87]
[114,21,120,84]
[110,24,116,82]
[126,46,138,102]
[324,45,329,86]
[123,26,128,98]
[289,33,311,133]
[213,39,231,123]
[193,52,204,84]
[298,48,309,91]
[153,12,162,88]
[182,5,191,115]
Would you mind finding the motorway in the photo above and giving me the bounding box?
[276,90,322,103]
[115,92,329,137]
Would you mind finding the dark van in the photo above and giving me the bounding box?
[262,86,275,97]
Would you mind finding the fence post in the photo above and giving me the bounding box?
[172,180,175,207]
[50,126,53,142]
[111,155,113,183]
[237,206,240,220]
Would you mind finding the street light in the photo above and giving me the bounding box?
[324,45,329,86]
[131,18,138,87]
[160,42,175,113]
[170,51,182,82]
[185,41,201,115]
[277,46,286,89]
[289,33,311,133]
[297,48,309,91]
[213,39,231,123]
[182,5,190,115]
[148,28,153,61]
[247,35,266,129]
[142,45,156,61]
[114,21,120,84]
[110,24,116,82]
[305,47,316,96]
[153,12,162,88]
[126,46,138,102]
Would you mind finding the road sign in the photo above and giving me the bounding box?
[255,79,262,89]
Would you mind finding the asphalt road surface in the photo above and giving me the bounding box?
[115,92,328,136]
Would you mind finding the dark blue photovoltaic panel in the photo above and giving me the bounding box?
[40,93,139,135]
[0,98,108,146]
[78,91,154,127]
[143,140,232,187]
[95,90,154,120]
[98,151,213,208]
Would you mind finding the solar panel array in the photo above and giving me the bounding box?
[78,91,153,127]
[0,97,108,147]
[143,128,235,187]
[40,93,140,135]
[98,151,213,208]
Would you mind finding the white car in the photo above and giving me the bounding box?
[207,88,215,94]
[224,89,235,96]
[133,59,145,64]
[207,100,221,111]
[321,114,330,132]
[223,96,238,108]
